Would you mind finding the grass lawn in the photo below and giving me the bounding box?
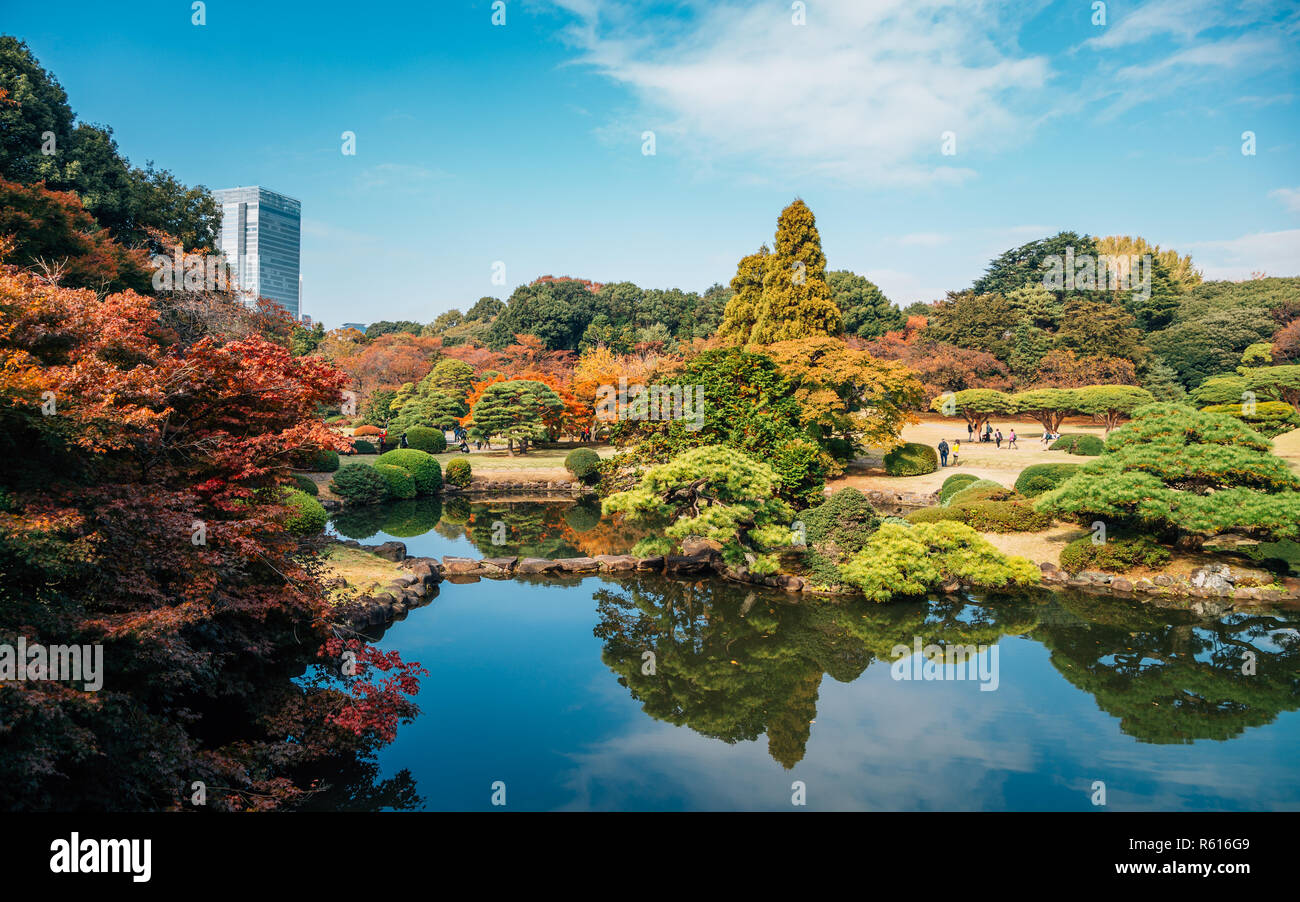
[319,545,404,599]
[305,443,617,499]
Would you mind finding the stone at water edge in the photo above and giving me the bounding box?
[442,556,482,575]
[517,558,560,574]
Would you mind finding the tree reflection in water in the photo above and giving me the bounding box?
[593,576,1300,766]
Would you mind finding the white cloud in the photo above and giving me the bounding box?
[1185,229,1300,280]
[543,0,1052,186]
[1270,187,1300,213]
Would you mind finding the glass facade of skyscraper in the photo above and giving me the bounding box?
[213,186,302,319]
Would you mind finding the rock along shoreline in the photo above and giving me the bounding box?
[326,537,1300,631]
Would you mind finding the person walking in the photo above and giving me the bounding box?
[399,432,408,449]
[967,422,974,441]
[938,439,949,467]
[951,440,960,466]
[1008,428,1017,449]
[378,427,387,455]
[995,429,1003,449]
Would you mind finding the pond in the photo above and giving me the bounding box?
[324,501,1300,811]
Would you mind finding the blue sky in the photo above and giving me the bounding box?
[6,0,1299,328]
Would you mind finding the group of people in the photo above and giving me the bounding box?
[937,423,1025,467]
[937,438,960,467]
[967,422,1018,450]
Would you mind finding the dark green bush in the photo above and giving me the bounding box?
[351,439,377,455]
[1059,535,1171,573]
[282,488,328,535]
[376,449,442,495]
[330,463,390,505]
[293,473,319,496]
[374,463,417,500]
[1014,463,1081,498]
[405,425,447,453]
[937,473,980,505]
[565,447,602,481]
[826,437,856,461]
[310,449,341,472]
[799,487,881,587]
[444,457,472,488]
[768,438,830,509]
[1050,434,1105,456]
[883,441,938,477]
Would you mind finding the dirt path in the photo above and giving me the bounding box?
[828,414,1108,493]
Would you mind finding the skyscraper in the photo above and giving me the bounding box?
[213,186,302,319]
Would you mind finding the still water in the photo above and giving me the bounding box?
[326,500,1300,811]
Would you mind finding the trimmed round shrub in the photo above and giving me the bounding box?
[565,447,601,482]
[1014,463,1081,498]
[293,473,319,496]
[352,439,377,454]
[309,449,340,472]
[330,463,390,505]
[444,457,472,488]
[1059,535,1171,573]
[882,442,938,477]
[937,473,980,505]
[353,424,381,437]
[282,488,328,535]
[375,464,417,500]
[405,425,447,453]
[376,449,442,495]
[1050,433,1105,456]
[944,479,1007,507]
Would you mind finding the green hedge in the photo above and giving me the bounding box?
[565,447,601,481]
[944,479,1006,507]
[292,473,319,496]
[351,439,377,455]
[405,425,447,453]
[882,442,938,477]
[283,488,328,534]
[444,457,472,488]
[375,449,442,495]
[330,463,389,505]
[1014,463,1081,498]
[374,463,417,500]
[1059,535,1171,573]
[937,473,980,505]
[1050,434,1105,456]
[906,499,1049,533]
